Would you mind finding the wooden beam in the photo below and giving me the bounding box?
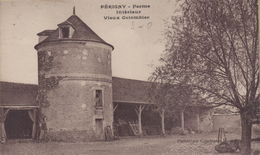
[0,105,39,109]
[160,108,165,135]
[197,112,200,131]
[134,105,144,115]
[32,109,37,139]
[135,105,145,136]
[114,100,152,105]
[0,108,10,143]
[181,110,185,131]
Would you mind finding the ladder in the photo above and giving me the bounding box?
[128,121,139,136]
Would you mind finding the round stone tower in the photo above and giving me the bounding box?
[35,14,114,141]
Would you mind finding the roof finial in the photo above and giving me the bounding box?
[73,6,76,15]
[73,0,76,15]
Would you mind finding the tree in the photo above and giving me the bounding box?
[148,70,194,133]
[153,0,259,154]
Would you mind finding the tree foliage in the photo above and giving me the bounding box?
[150,0,259,154]
[153,0,259,113]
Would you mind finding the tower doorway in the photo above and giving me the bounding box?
[95,119,104,139]
[5,110,33,139]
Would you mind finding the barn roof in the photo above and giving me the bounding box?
[111,77,216,108]
[0,81,38,91]
[37,30,56,36]
[0,81,38,107]
[112,77,152,104]
[0,78,215,108]
[35,15,113,49]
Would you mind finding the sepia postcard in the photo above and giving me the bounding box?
[0,0,259,155]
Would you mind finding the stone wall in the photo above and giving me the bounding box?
[212,114,241,133]
[42,80,113,141]
[37,41,112,78]
[36,40,113,141]
[213,114,260,137]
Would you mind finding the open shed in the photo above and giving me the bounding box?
[0,82,39,142]
[112,77,161,136]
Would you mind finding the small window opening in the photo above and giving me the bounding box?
[60,27,70,38]
[95,90,103,108]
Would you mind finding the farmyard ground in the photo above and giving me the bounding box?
[1,132,260,155]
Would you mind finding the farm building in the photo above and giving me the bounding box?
[0,82,38,142]
[0,11,214,142]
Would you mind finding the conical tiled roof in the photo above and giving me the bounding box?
[35,15,113,49]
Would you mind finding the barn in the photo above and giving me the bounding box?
[0,82,38,142]
[0,11,214,143]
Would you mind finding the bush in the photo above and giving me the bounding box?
[170,127,189,135]
[215,139,240,153]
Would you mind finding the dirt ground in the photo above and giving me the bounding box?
[1,132,260,155]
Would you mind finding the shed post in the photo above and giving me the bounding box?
[181,110,185,130]
[135,105,145,136]
[0,108,9,143]
[197,112,200,131]
[160,108,165,135]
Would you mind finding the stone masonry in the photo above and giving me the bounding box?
[35,14,114,141]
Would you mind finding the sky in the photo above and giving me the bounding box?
[0,0,178,84]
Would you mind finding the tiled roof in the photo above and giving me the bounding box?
[0,81,38,106]
[37,30,56,36]
[111,77,215,108]
[0,78,214,107]
[112,77,152,104]
[35,15,113,49]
